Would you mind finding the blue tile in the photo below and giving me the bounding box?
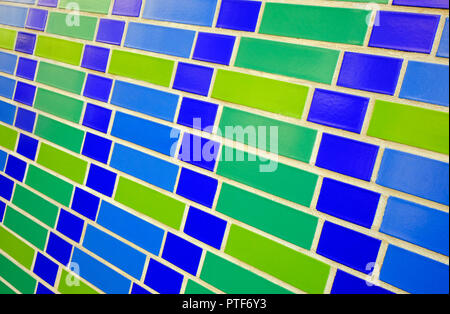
[177,97,218,132]
[0,200,5,222]
[399,61,449,107]
[0,151,6,171]
[15,32,36,54]
[144,259,183,294]
[25,8,48,31]
[377,149,449,205]
[380,245,449,294]
[308,89,370,134]
[5,155,27,182]
[130,283,151,294]
[337,52,403,95]
[125,22,195,58]
[316,133,379,181]
[81,45,110,72]
[392,0,449,9]
[46,232,73,266]
[97,201,165,255]
[0,4,28,27]
[110,143,179,192]
[381,197,449,256]
[0,75,16,99]
[0,174,14,200]
[143,0,218,27]
[96,18,125,46]
[317,221,381,274]
[184,206,227,249]
[14,107,36,132]
[217,0,262,32]
[112,0,142,17]
[17,134,38,161]
[56,209,85,242]
[86,164,117,198]
[331,270,393,294]
[162,233,203,275]
[38,0,57,7]
[178,133,220,171]
[317,178,380,229]
[14,81,36,106]
[193,32,236,65]
[36,283,54,294]
[176,167,218,208]
[33,252,59,286]
[0,100,16,125]
[0,51,17,74]
[173,62,214,96]
[83,74,113,103]
[71,188,100,221]
[71,248,131,294]
[16,57,37,80]
[437,18,449,58]
[82,103,112,133]
[81,132,112,164]
[111,80,179,122]
[83,225,147,279]
[111,111,180,157]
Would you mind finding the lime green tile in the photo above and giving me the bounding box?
[0,253,36,294]
[114,177,186,229]
[201,252,293,294]
[212,70,309,119]
[59,0,111,14]
[0,28,17,50]
[58,269,100,294]
[34,88,84,123]
[260,3,370,46]
[37,143,88,185]
[219,107,317,163]
[0,124,18,151]
[217,183,318,249]
[184,280,215,294]
[35,35,84,66]
[0,279,16,294]
[217,147,318,207]
[12,184,59,228]
[25,165,74,207]
[108,49,174,87]
[368,100,449,155]
[36,62,86,95]
[0,226,35,269]
[235,37,340,84]
[46,12,98,41]
[225,225,330,294]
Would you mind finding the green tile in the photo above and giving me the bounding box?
[0,253,36,294]
[235,37,340,84]
[225,225,330,294]
[217,147,318,207]
[34,88,84,123]
[368,100,449,155]
[0,279,16,294]
[12,184,59,228]
[37,143,88,185]
[0,124,18,151]
[212,70,309,119]
[218,107,317,163]
[58,269,100,294]
[217,183,318,249]
[46,12,98,41]
[4,207,48,251]
[59,0,111,14]
[35,35,84,66]
[36,62,86,95]
[0,226,35,269]
[260,3,370,46]
[34,115,85,153]
[0,28,17,50]
[108,49,174,87]
[114,177,186,230]
[25,165,74,207]
[184,280,215,294]
[200,252,293,294]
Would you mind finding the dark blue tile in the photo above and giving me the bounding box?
[36,283,54,294]
[81,45,110,72]
[162,233,203,275]
[193,32,236,65]
[0,200,5,222]
[5,155,27,182]
[83,74,113,102]
[46,232,73,266]
[331,270,394,294]
[316,133,379,181]
[25,8,48,31]
[184,206,227,249]
[308,89,369,134]
[14,107,36,132]
[173,62,214,96]
[96,18,125,46]
[0,174,14,200]
[317,178,380,229]
[71,188,100,221]
[81,132,112,164]
[176,167,218,208]
[130,283,151,294]
[337,52,403,95]
[16,134,38,160]
[33,252,59,286]
[217,0,262,32]
[16,57,37,81]
[14,81,36,106]
[82,103,112,133]
[144,259,183,294]
[177,97,218,132]
[113,0,143,17]
[38,0,58,7]
[56,209,85,242]
[178,133,220,171]
[86,164,117,197]
[392,0,449,9]
[317,221,381,274]
[15,32,37,55]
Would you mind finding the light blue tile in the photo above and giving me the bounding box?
[0,51,17,75]
[0,75,16,99]
[0,100,16,125]
[437,18,449,58]
[0,150,7,171]
[0,4,28,27]
[1,0,36,3]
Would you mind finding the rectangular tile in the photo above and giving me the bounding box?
[34,88,84,123]
[0,28,17,50]
[0,51,17,74]
[58,269,99,294]
[0,124,18,151]
[0,225,35,269]
[46,12,98,41]
[0,253,36,294]
[35,35,84,66]
[59,0,111,14]
[0,4,28,27]
[36,62,86,95]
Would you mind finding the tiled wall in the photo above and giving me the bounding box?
[0,0,448,295]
